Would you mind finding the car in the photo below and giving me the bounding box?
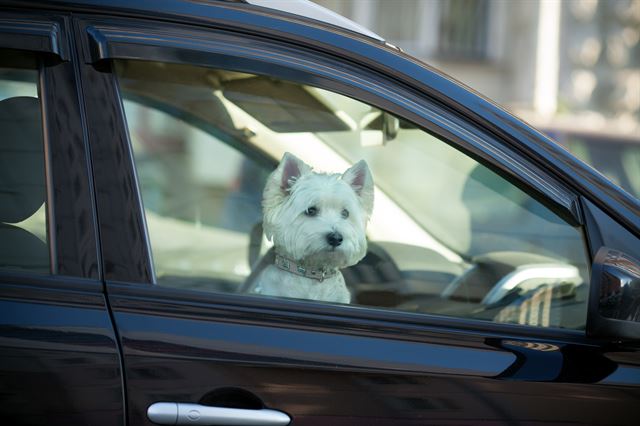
[1,0,639,425]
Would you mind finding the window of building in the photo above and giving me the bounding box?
[438,0,491,60]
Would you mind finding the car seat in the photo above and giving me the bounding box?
[0,96,49,272]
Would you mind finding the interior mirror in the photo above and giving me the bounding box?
[382,112,399,143]
[359,111,400,146]
[587,247,640,341]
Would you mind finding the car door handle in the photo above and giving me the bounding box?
[147,402,291,426]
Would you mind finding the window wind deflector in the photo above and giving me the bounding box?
[0,18,67,61]
[84,23,257,65]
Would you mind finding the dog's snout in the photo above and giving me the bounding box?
[326,232,343,247]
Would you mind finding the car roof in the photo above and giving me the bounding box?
[243,0,385,42]
[37,0,387,43]
[7,0,640,235]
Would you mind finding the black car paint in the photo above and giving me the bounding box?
[103,280,640,424]
[0,275,123,425]
[0,1,638,425]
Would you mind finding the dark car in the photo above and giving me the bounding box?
[1,1,639,425]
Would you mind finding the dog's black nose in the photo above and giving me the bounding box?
[326,232,343,247]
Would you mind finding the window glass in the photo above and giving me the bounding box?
[0,67,48,273]
[116,60,589,329]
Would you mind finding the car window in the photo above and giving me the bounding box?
[115,60,590,330]
[0,66,48,274]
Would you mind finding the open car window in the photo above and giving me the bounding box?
[115,60,590,330]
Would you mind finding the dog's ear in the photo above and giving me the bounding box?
[342,160,374,217]
[263,153,312,240]
[276,152,311,192]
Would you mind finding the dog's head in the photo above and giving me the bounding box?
[263,152,374,269]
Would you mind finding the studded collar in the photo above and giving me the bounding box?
[274,253,338,282]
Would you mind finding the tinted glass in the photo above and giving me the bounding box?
[116,60,589,329]
[0,67,48,273]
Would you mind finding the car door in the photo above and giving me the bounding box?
[74,6,640,426]
[0,9,124,426]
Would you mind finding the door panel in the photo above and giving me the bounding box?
[108,285,640,425]
[0,279,123,425]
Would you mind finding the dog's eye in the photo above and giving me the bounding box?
[305,206,318,217]
[341,209,349,219]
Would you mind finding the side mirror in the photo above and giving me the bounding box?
[586,247,640,341]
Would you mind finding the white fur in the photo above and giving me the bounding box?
[255,153,374,303]
[257,266,351,303]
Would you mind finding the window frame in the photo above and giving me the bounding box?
[0,11,100,281]
[76,14,597,341]
[82,18,581,223]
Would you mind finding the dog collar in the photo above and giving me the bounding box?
[274,253,338,282]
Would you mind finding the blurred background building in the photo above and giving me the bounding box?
[313,0,640,199]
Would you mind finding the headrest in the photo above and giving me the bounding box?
[0,96,45,223]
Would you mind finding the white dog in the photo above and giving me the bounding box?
[254,152,374,303]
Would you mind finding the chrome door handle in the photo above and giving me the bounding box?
[147,402,291,426]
